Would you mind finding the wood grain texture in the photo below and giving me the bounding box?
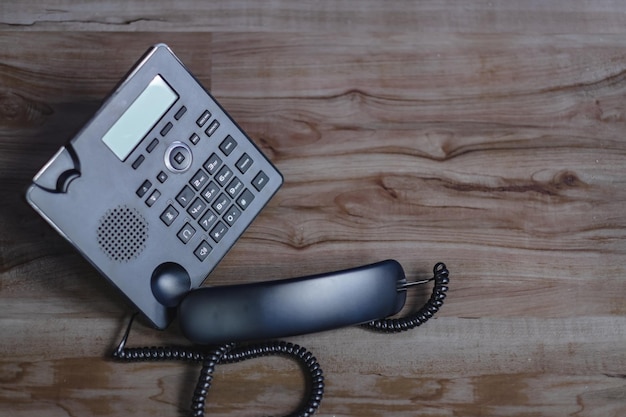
[2,1,626,34]
[1,4,626,417]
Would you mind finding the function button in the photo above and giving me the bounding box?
[190,169,209,191]
[223,205,242,227]
[160,122,173,137]
[216,165,233,186]
[205,120,220,137]
[176,185,195,208]
[194,240,212,261]
[236,189,255,210]
[157,171,168,183]
[136,180,152,197]
[199,209,218,231]
[165,141,193,173]
[160,205,179,226]
[174,106,187,120]
[210,221,228,243]
[201,181,219,203]
[187,197,208,219]
[177,222,196,244]
[236,153,253,174]
[226,177,244,198]
[146,138,159,153]
[212,193,230,215]
[189,133,201,145]
[203,153,222,175]
[146,189,161,207]
[196,110,211,127]
[132,154,145,170]
[219,135,238,156]
[252,171,269,191]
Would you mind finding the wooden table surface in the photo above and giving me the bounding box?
[1,2,625,416]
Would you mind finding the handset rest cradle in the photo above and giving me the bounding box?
[178,259,407,344]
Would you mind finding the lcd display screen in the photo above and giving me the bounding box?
[102,75,178,161]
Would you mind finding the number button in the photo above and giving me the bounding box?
[177,222,196,244]
[216,166,233,186]
[176,185,195,208]
[201,181,219,203]
[187,197,207,219]
[210,221,228,243]
[203,153,222,175]
[223,205,242,226]
[198,209,218,231]
[226,177,243,198]
[236,189,255,210]
[212,193,230,215]
[190,169,209,191]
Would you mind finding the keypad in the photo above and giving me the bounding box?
[134,105,277,262]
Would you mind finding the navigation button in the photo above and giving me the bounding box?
[165,141,192,173]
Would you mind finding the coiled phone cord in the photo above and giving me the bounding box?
[112,320,323,417]
[112,262,448,417]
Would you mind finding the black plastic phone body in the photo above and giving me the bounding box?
[25,44,283,329]
[178,259,408,344]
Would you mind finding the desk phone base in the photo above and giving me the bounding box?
[26,44,283,329]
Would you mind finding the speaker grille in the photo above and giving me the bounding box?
[97,205,148,262]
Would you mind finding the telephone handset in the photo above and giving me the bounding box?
[178,259,407,344]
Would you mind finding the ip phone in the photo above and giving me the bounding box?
[27,44,449,416]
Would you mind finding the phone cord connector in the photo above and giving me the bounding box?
[362,262,449,332]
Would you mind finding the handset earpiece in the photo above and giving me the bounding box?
[178,259,408,344]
